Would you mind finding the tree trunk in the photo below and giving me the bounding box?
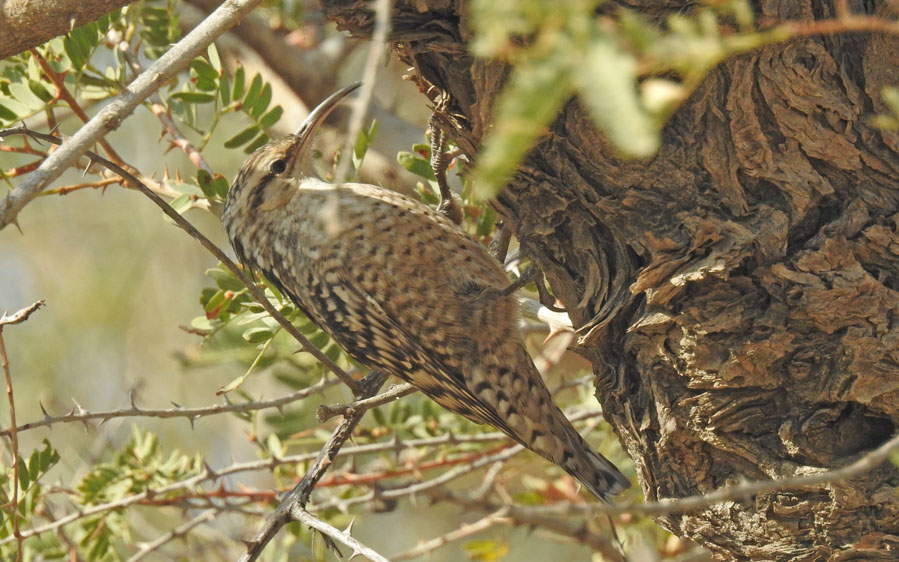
[322,0,899,558]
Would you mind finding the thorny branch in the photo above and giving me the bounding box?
[292,509,389,562]
[316,382,415,422]
[0,376,340,439]
[391,508,510,560]
[0,0,263,231]
[239,370,390,562]
[432,490,626,562]
[0,126,360,393]
[1,300,44,560]
[125,509,216,562]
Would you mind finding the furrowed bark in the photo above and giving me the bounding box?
[321,0,899,558]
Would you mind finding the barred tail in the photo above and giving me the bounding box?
[565,446,631,502]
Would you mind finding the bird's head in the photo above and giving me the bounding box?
[223,82,361,225]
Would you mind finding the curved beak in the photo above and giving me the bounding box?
[283,81,361,178]
[294,81,362,140]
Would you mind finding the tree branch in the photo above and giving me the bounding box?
[239,370,389,562]
[0,300,44,561]
[0,0,133,60]
[0,126,360,392]
[0,376,339,439]
[125,509,216,562]
[316,382,415,422]
[292,509,389,562]
[390,508,510,560]
[333,0,392,184]
[0,0,261,232]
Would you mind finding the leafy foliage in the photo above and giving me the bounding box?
[468,0,783,199]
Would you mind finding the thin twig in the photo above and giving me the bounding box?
[0,300,44,561]
[292,509,389,562]
[310,444,525,514]
[391,508,510,560]
[0,0,262,231]
[333,0,392,184]
[125,509,216,562]
[119,47,214,176]
[0,301,44,327]
[0,126,359,393]
[433,490,625,561]
[239,370,389,562]
[607,431,899,516]
[521,431,899,518]
[316,382,415,422]
[0,376,339,439]
[30,49,127,166]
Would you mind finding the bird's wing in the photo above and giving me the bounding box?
[307,264,521,439]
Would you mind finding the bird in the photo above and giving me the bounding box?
[222,82,630,501]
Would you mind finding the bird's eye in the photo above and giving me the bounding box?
[269,159,287,174]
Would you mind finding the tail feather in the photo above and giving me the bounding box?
[565,447,631,502]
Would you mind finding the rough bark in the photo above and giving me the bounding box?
[322,0,899,559]
[0,0,135,60]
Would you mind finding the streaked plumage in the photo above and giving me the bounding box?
[222,83,630,501]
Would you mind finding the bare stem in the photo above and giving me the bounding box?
[239,370,389,561]
[292,509,389,562]
[0,300,45,561]
[0,126,360,393]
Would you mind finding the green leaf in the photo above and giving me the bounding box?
[224,125,260,148]
[195,75,218,92]
[212,176,231,199]
[323,342,341,362]
[372,407,387,426]
[243,327,273,344]
[354,125,370,160]
[0,102,18,121]
[38,439,60,471]
[190,315,213,332]
[250,83,272,118]
[219,372,250,394]
[207,265,245,292]
[27,79,53,103]
[168,193,193,215]
[9,81,46,110]
[232,66,245,100]
[472,59,571,200]
[204,289,226,313]
[171,91,215,104]
[259,105,283,128]
[28,450,42,483]
[266,433,286,458]
[62,36,82,69]
[397,152,436,180]
[207,43,222,73]
[883,87,899,117]
[308,331,329,348]
[243,73,263,107]
[190,59,218,82]
[573,38,659,158]
[220,75,232,105]
[16,456,29,490]
[244,133,270,154]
